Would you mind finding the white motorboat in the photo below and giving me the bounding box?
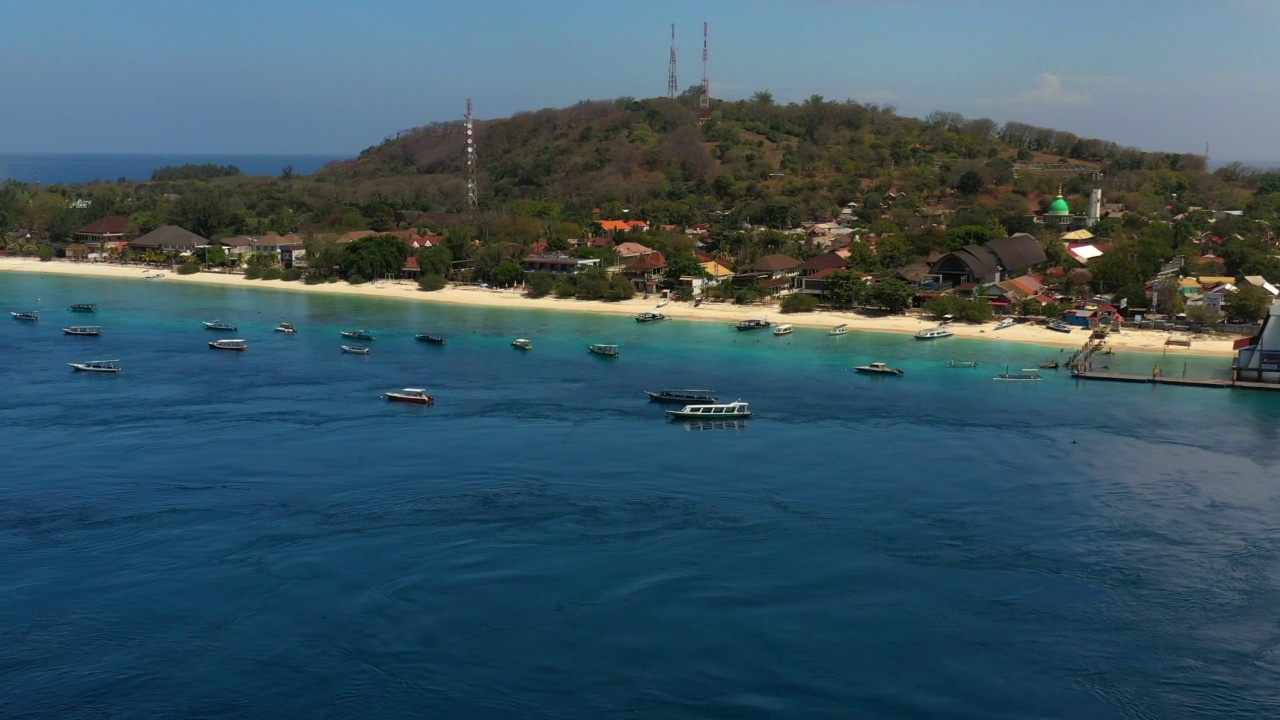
[666,400,752,420]
[512,338,532,350]
[69,359,121,373]
[203,320,237,331]
[1047,320,1073,333]
[274,322,296,334]
[383,387,434,405]
[208,339,248,351]
[341,344,371,354]
[914,327,954,340]
[588,343,619,357]
[773,324,794,336]
[63,326,101,336]
[829,324,848,336]
[995,318,1015,330]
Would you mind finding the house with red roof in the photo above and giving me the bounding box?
[75,216,132,249]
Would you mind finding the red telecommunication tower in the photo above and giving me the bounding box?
[698,22,711,122]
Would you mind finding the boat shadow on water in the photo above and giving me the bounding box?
[679,419,748,432]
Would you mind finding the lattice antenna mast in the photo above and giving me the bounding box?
[698,22,711,121]
[465,98,478,212]
[667,24,678,99]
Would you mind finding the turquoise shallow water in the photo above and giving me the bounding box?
[2,273,1280,719]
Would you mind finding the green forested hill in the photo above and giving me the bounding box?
[318,94,1247,227]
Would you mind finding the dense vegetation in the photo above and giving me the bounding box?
[3,92,1279,298]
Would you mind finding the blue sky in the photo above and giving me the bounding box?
[3,0,1278,162]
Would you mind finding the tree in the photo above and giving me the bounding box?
[824,270,868,308]
[205,242,227,267]
[1185,304,1221,326]
[491,259,525,287]
[417,273,446,291]
[1152,276,1185,316]
[606,275,636,301]
[1225,283,1272,322]
[780,293,818,313]
[415,246,453,277]
[867,279,916,313]
[875,235,916,270]
[340,235,407,281]
[526,271,555,298]
[955,170,984,196]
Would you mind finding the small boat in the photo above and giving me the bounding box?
[995,318,1016,330]
[588,343,619,357]
[383,387,435,405]
[733,318,773,331]
[773,324,794,336]
[1039,361,1060,370]
[829,324,849,336]
[340,329,376,341]
[666,400,752,420]
[11,311,39,321]
[1047,320,1073,333]
[994,367,1042,381]
[341,344,371,354]
[415,333,446,344]
[203,320,237,331]
[144,273,164,279]
[939,314,955,325]
[634,311,668,323]
[855,362,904,376]
[914,327,954,340]
[947,360,979,368]
[68,359,121,373]
[69,303,97,313]
[646,389,718,404]
[209,339,248,351]
[512,338,532,350]
[656,300,670,308]
[63,326,101,336]
[274,322,296,334]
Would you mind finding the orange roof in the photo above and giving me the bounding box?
[598,220,631,232]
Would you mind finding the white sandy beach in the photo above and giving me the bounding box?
[0,257,1238,357]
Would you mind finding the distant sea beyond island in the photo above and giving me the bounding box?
[0,152,350,185]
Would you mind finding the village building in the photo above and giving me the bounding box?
[128,225,208,253]
[930,234,1047,287]
[74,216,131,249]
[521,255,601,275]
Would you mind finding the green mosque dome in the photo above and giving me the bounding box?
[1047,194,1070,215]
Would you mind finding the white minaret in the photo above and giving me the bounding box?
[1087,188,1102,227]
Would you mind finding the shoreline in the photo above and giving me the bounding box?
[0,257,1238,358]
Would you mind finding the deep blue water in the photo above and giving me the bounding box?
[0,153,348,185]
[3,274,1280,719]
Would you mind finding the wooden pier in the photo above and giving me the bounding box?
[1071,370,1235,389]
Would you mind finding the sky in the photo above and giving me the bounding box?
[3,0,1279,162]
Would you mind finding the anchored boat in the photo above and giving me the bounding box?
[588,343,619,357]
[340,329,376,341]
[208,339,248,351]
[855,362,904,376]
[274,322,296,334]
[63,326,102,336]
[68,359,121,373]
[341,344,371,355]
[914,326,954,340]
[829,324,849,336]
[732,318,772,331]
[645,389,718,404]
[11,311,39,321]
[69,303,98,313]
[512,338,532,350]
[415,333,446,344]
[203,320,237,331]
[383,387,434,405]
[666,400,752,420]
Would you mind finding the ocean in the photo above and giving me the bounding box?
[0,153,349,185]
[2,273,1279,719]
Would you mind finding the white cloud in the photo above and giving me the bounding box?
[1011,72,1092,106]
[970,72,1094,108]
